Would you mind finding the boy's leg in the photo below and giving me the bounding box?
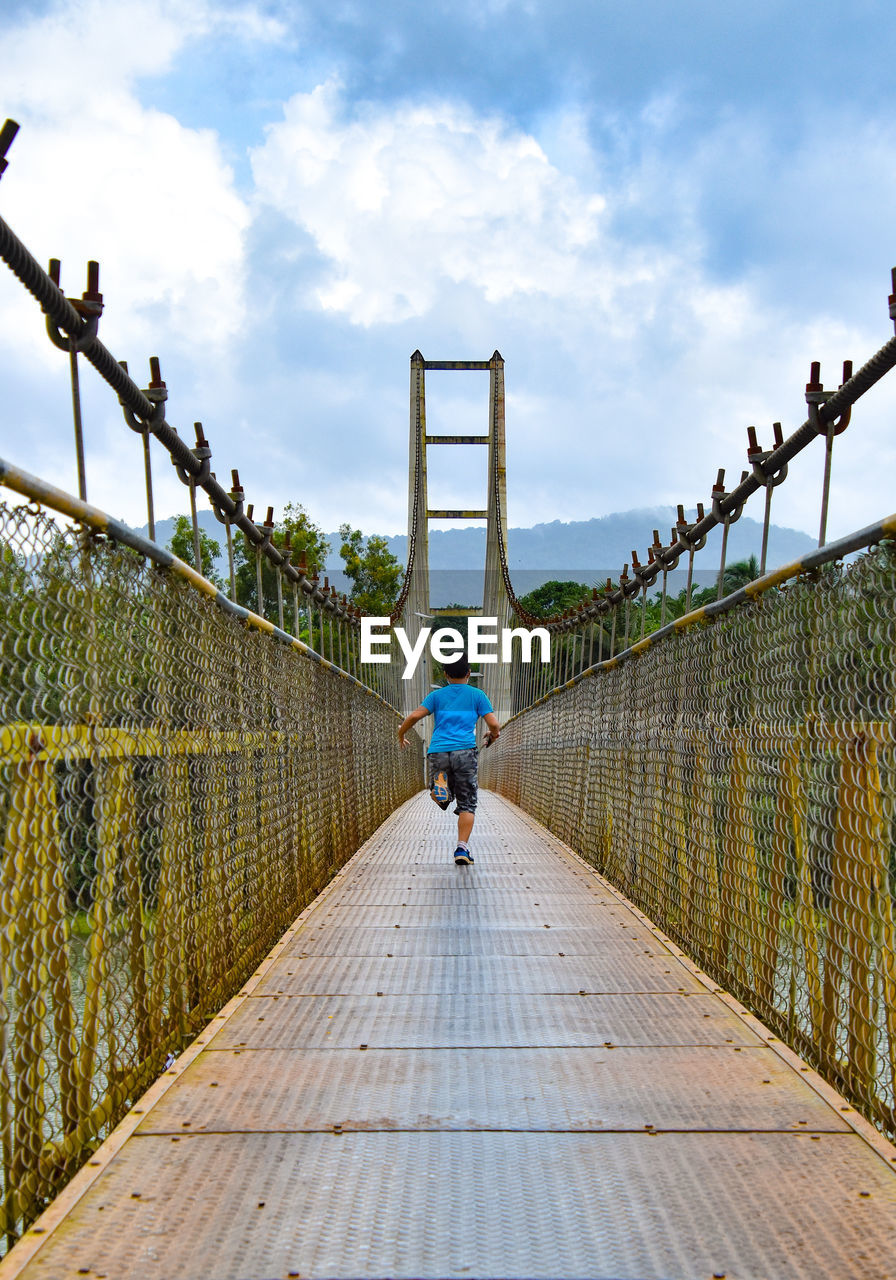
[457,810,475,844]
[427,752,453,810]
[448,748,479,864]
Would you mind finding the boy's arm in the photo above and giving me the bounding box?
[483,711,500,746]
[397,705,430,748]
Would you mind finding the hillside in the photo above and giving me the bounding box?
[142,506,815,607]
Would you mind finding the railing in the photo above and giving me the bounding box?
[0,473,422,1246]
[482,522,896,1139]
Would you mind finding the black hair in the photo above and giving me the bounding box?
[443,655,471,678]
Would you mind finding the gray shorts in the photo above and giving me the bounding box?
[427,748,480,814]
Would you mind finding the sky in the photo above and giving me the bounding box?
[1,0,895,552]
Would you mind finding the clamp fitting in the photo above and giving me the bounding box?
[806,360,852,436]
[676,503,707,554]
[747,424,789,489]
[710,468,747,526]
[46,259,103,352]
[172,422,212,487]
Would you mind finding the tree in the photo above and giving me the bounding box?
[517,579,591,619]
[234,503,330,622]
[167,515,224,589]
[720,555,760,594]
[339,525,403,615]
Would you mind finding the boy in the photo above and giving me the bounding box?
[397,656,500,865]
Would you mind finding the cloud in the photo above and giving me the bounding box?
[0,0,278,522]
[0,0,283,364]
[246,81,896,543]
[2,10,895,552]
[251,82,614,325]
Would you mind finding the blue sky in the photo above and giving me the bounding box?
[1,0,894,548]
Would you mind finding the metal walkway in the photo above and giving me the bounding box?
[5,791,896,1280]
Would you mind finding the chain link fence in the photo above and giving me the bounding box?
[482,536,896,1140]
[0,493,421,1246]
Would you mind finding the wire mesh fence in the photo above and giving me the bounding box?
[482,535,896,1140]
[0,494,422,1246]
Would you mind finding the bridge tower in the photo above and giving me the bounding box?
[403,350,513,723]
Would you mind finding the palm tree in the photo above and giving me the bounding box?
[720,555,760,595]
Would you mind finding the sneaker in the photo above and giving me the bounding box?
[431,771,451,809]
[454,847,474,865]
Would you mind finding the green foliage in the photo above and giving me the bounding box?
[234,502,330,623]
[631,557,765,642]
[339,524,403,615]
[167,515,224,589]
[517,578,591,619]
[720,555,760,593]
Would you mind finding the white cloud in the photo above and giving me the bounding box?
[245,79,896,541]
[0,0,271,364]
[251,81,613,324]
[0,0,286,525]
[3,18,895,550]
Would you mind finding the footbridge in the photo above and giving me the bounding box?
[2,117,896,1276]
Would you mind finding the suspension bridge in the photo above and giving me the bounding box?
[1,116,896,1277]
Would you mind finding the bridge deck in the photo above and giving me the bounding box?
[6,792,896,1279]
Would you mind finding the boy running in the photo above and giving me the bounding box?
[397,656,500,865]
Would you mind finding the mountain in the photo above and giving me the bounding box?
[138,506,816,608]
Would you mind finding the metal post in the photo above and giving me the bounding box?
[68,341,88,501]
[142,430,156,542]
[760,486,773,576]
[189,482,202,575]
[818,422,835,549]
[717,519,730,601]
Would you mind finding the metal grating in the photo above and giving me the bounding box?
[18,1132,896,1280]
[138,1044,851,1134]
[6,790,896,1280]
[208,991,762,1050]
[253,952,706,996]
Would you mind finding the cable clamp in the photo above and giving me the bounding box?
[710,469,747,526]
[46,260,103,352]
[120,393,165,436]
[805,361,851,437]
[211,469,245,526]
[630,550,657,590]
[747,424,789,489]
[119,356,168,437]
[46,309,100,353]
[676,504,707,554]
[172,423,212,487]
[257,507,275,552]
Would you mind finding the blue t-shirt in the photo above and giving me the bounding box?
[422,683,493,752]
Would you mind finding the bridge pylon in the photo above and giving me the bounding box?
[403,349,513,725]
